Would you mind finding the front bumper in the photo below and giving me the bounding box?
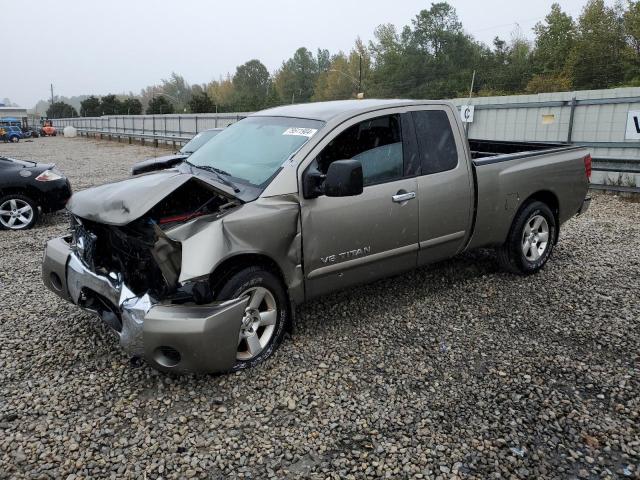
[42,236,248,373]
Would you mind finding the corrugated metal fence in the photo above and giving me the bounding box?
[52,113,250,146]
[451,87,640,190]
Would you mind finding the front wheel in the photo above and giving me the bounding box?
[497,200,556,275]
[214,266,289,371]
[0,194,39,230]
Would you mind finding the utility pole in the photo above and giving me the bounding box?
[468,70,476,101]
[359,54,362,94]
[50,84,54,118]
[465,70,476,137]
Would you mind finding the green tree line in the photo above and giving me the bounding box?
[51,0,640,117]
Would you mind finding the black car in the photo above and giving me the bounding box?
[0,156,72,230]
[131,128,223,175]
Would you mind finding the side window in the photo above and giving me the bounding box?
[316,114,403,186]
[412,110,458,175]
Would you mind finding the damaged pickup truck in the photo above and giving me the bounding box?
[42,100,592,374]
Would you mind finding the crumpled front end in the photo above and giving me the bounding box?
[41,168,253,374]
[42,235,248,373]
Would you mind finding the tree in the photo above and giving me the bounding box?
[526,73,572,93]
[411,2,463,55]
[313,54,353,101]
[368,3,485,99]
[188,91,214,113]
[623,1,640,81]
[232,59,271,110]
[80,96,101,117]
[160,72,192,111]
[99,94,122,115]
[274,47,319,104]
[146,96,174,114]
[316,48,331,72]
[533,3,576,75]
[120,97,142,115]
[47,102,77,118]
[625,1,640,53]
[207,76,236,112]
[313,39,371,101]
[569,0,626,89]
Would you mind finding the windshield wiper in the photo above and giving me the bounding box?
[190,164,240,193]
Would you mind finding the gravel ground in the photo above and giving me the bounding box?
[0,137,638,479]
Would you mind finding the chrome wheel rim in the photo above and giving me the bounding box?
[522,214,549,261]
[0,199,34,229]
[237,287,277,361]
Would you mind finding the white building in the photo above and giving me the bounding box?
[0,106,28,119]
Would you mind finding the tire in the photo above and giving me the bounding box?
[497,200,556,275]
[10,136,19,143]
[213,266,289,371]
[0,194,39,230]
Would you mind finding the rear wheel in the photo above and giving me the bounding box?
[213,266,288,371]
[0,194,39,230]
[497,200,556,275]
[10,136,19,143]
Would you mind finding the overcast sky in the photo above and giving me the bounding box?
[2,0,608,108]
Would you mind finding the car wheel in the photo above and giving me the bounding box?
[213,266,288,371]
[497,200,556,275]
[0,194,39,230]
[10,136,19,143]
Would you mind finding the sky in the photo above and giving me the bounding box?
[1,0,611,108]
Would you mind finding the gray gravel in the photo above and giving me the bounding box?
[0,136,639,479]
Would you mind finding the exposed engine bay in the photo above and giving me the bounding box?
[70,178,240,298]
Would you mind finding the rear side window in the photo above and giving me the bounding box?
[412,110,458,174]
[316,114,403,186]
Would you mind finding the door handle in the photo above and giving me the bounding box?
[392,191,416,203]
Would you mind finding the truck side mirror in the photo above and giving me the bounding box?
[324,159,363,197]
[303,159,364,199]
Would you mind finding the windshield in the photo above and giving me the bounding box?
[179,129,221,154]
[187,116,324,188]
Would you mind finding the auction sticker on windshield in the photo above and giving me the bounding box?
[282,127,318,138]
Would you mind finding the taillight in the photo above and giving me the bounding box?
[584,154,592,180]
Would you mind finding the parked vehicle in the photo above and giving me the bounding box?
[0,156,72,230]
[131,128,223,175]
[42,100,591,374]
[41,120,57,137]
[1,126,24,142]
[0,118,22,128]
[22,127,40,138]
[1,116,39,138]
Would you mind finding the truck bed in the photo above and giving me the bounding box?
[469,139,582,163]
[466,139,590,251]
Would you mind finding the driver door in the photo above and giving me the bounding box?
[299,111,419,299]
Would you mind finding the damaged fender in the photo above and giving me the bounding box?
[166,194,305,305]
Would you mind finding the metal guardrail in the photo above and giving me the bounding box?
[590,184,640,194]
[75,128,192,146]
